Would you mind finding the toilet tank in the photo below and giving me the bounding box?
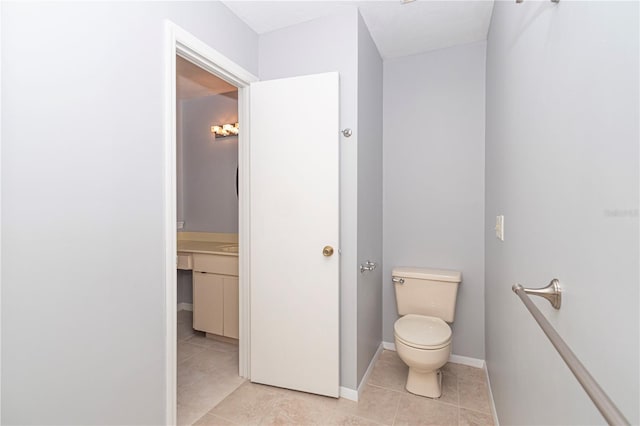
[393,267,461,323]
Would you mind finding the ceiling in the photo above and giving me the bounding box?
[176,56,237,100]
[222,1,494,59]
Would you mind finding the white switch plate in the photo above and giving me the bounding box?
[495,215,504,241]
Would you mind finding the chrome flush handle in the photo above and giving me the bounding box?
[392,277,405,285]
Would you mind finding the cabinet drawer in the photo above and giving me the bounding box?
[177,252,193,270]
[193,254,238,276]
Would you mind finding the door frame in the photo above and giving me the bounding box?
[163,20,258,425]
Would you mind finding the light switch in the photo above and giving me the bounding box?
[495,215,504,241]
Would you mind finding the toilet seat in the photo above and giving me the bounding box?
[394,314,452,350]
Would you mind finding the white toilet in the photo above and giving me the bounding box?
[392,267,461,398]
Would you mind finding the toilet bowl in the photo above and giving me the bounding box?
[392,267,461,399]
[394,314,452,398]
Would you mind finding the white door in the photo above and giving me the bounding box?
[250,72,340,397]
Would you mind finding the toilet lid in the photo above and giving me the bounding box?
[394,314,452,350]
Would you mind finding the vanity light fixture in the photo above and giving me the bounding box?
[211,122,239,138]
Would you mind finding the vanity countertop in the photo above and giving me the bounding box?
[177,232,238,256]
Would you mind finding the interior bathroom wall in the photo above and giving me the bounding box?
[1,2,258,424]
[258,7,361,391]
[356,12,383,385]
[382,42,487,360]
[176,92,238,306]
[180,93,239,233]
[485,1,639,424]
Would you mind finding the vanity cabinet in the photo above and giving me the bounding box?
[177,252,193,270]
[222,277,239,339]
[192,253,239,339]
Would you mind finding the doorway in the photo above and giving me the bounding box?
[165,20,342,426]
[164,21,258,425]
[175,54,243,424]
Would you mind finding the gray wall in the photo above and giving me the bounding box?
[1,2,257,424]
[177,271,193,304]
[383,42,486,359]
[181,93,239,233]
[356,13,383,386]
[177,100,185,223]
[258,7,361,390]
[485,1,639,424]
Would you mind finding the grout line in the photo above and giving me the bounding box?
[456,374,461,426]
[456,373,461,421]
[366,382,406,394]
[391,392,401,426]
[458,405,494,416]
[368,380,461,411]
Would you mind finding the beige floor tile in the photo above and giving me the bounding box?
[177,403,210,426]
[259,394,331,425]
[178,364,218,390]
[394,393,458,426]
[178,371,243,413]
[377,350,405,366]
[193,351,496,426]
[178,321,196,341]
[186,333,239,352]
[193,413,238,425]
[327,412,384,426]
[458,408,494,426]
[435,371,458,406]
[367,357,409,392]
[458,377,491,414]
[178,310,193,324]
[180,347,238,373]
[335,385,402,425]
[209,382,283,425]
[178,341,206,364]
[274,387,341,412]
[442,363,486,383]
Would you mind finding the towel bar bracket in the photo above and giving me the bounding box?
[512,279,561,309]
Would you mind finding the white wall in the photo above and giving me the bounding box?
[485,1,639,424]
[258,7,361,390]
[1,2,257,424]
[383,42,486,359]
[181,93,239,233]
[356,13,383,385]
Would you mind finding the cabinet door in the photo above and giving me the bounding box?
[223,277,239,339]
[193,272,223,335]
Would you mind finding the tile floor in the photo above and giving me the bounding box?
[178,310,494,426]
[177,310,245,425]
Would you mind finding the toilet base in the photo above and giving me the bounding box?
[406,368,443,398]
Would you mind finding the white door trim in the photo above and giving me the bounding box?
[163,20,258,426]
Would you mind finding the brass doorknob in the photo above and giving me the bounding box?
[323,246,334,257]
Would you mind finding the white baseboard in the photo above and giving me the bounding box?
[484,362,500,426]
[382,341,396,351]
[339,386,358,401]
[382,341,484,368]
[177,303,193,312]
[357,343,384,398]
[340,342,384,402]
[449,354,485,369]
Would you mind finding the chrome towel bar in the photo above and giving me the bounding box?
[512,281,629,425]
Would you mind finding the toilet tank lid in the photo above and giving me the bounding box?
[392,267,462,283]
